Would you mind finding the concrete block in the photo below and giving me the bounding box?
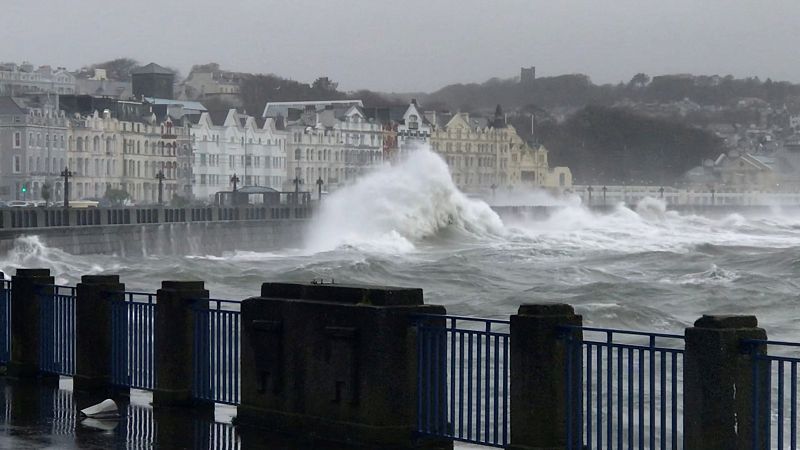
[237,282,448,449]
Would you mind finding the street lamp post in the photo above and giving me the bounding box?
[602,186,608,205]
[491,183,497,200]
[293,167,303,206]
[230,173,241,206]
[316,177,324,201]
[61,167,73,208]
[155,170,166,206]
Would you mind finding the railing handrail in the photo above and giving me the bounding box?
[35,283,76,289]
[411,313,511,325]
[560,324,685,340]
[741,338,800,348]
[121,291,157,296]
[191,298,242,312]
[205,298,240,304]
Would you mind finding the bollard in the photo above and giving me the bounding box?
[73,275,124,394]
[684,315,768,450]
[152,281,209,408]
[508,304,582,450]
[237,282,448,449]
[8,268,54,379]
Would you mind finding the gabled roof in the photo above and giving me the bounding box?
[445,113,471,130]
[223,109,240,128]
[401,102,430,125]
[344,104,366,119]
[132,63,173,75]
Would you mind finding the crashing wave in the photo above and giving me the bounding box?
[305,147,506,253]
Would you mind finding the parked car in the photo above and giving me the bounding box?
[0,201,7,208]
[8,201,29,208]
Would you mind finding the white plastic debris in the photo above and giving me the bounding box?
[79,399,120,419]
[80,417,119,432]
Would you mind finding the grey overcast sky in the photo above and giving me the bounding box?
[2,0,799,92]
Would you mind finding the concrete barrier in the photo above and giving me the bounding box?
[237,282,449,449]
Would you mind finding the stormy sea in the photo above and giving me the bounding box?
[3,148,800,340]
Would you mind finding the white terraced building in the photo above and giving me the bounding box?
[263,100,383,192]
[189,109,287,202]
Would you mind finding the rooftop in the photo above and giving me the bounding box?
[132,63,174,76]
[144,97,207,112]
[0,97,26,115]
[263,100,362,118]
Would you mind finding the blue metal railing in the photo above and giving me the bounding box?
[746,339,800,450]
[415,314,510,448]
[192,298,241,405]
[563,326,685,450]
[111,292,156,390]
[39,285,76,376]
[0,279,10,363]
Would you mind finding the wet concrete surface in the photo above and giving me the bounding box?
[0,377,239,449]
[0,377,471,449]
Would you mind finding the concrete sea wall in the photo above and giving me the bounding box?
[0,220,308,256]
[0,205,310,256]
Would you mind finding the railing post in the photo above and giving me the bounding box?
[8,268,54,379]
[0,271,6,363]
[236,282,447,449]
[684,315,768,450]
[508,304,582,450]
[153,280,209,408]
[73,275,124,395]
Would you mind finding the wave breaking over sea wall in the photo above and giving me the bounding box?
[305,147,506,253]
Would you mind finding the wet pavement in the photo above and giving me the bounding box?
[0,378,239,449]
[0,378,475,449]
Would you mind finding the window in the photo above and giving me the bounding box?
[13,155,21,173]
[13,132,20,148]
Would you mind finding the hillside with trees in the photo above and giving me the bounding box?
[420,73,800,112]
[515,106,724,185]
[238,75,396,114]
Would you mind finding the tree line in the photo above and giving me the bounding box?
[507,106,725,185]
[420,73,800,111]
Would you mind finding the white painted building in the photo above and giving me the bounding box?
[0,63,76,96]
[397,100,431,154]
[264,100,383,192]
[189,109,287,202]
